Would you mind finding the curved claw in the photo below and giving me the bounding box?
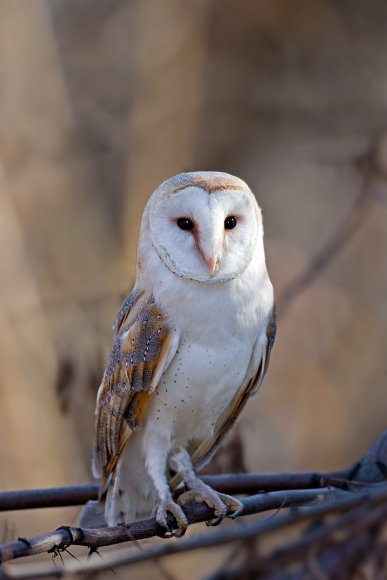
[178,482,242,527]
[154,497,188,538]
[205,515,224,527]
[157,527,185,539]
[218,493,244,519]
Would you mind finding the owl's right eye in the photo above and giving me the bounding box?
[176,217,194,231]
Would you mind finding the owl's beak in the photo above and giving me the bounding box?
[207,256,217,276]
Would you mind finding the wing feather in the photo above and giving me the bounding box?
[93,291,178,487]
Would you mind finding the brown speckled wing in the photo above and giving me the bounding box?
[189,307,277,472]
[93,291,176,487]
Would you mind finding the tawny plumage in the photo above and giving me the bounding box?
[85,171,276,536]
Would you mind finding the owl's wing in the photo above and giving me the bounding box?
[93,290,179,489]
[190,306,276,471]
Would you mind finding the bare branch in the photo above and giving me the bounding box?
[0,473,346,513]
[0,485,99,512]
[0,470,365,513]
[1,486,386,579]
[0,488,334,564]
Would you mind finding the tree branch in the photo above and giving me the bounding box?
[0,471,351,513]
[1,485,386,579]
[0,488,333,563]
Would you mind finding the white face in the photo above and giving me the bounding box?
[148,176,262,284]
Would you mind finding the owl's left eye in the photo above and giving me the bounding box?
[224,216,237,229]
[177,217,194,231]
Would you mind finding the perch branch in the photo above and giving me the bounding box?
[0,471,350,513]
[0,488,333,563]
[1,485,386,579]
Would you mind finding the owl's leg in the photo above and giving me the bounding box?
[169,448,243,526]
[145,436,188,537]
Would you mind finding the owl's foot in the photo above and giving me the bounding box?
[154,497,188,538]
[215,493,244,520]
[178,480,243,526]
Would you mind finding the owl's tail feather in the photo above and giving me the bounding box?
[79,499,107,528]
[80,438,156,528]
[105,439,156,526]
[78,471,155,529]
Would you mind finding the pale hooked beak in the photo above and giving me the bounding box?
[206,256,217,276]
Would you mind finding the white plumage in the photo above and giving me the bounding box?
[86,172,275,535]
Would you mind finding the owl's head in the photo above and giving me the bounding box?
[144,171,264,284]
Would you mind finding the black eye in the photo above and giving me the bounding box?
[224,216,237,230]
[177,217,194,231]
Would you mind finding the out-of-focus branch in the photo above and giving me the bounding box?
[277,155,374,317]
[0,471,350,513]
[0,485,99,512]
[206,500,387,579]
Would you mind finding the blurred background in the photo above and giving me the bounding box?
[1,0,386,577]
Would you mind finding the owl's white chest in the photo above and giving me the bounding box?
[147,330,252,447]
[141,254,273,452]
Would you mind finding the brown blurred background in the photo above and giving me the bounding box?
[1,0,387,577]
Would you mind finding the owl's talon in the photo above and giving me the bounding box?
[178,481,242,526]
[154,497,188,538]
[217,493,244,519]
[156,527,174,539]
[205,515,224,527]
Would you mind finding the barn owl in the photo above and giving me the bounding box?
[89,171,276,536]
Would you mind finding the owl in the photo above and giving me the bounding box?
[89,172,276,536]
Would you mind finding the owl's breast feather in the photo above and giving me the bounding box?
[143,327,257,449]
